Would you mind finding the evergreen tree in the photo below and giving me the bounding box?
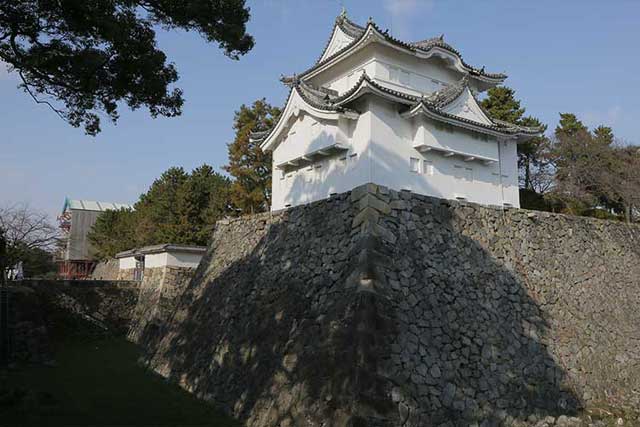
[135,167,189,245]
[550,115,638,220]
[88,208,137,259]
[0,1,254,135]
[175,165,231,245]
[554,113,589,141]
[593,125,614,145]
[480,86,525,124]
[518,116,551,192]
[224,99,281,214]
[89,164,232,258]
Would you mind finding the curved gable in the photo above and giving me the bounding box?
[260,88,347,152]
[319,25,357,63]
[442,88,493,126]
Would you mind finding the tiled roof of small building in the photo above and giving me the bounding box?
[63,198,133,213]
[115,243,207,259]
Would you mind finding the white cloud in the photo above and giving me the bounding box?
[384,0,434,40]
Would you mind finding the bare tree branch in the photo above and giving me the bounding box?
[0,203,60,267]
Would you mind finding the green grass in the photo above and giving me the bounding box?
[0,338,239,427]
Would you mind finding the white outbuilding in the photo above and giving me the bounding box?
[253,12,542,211]
[115,244,206,281]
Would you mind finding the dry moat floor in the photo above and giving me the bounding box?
[0,337,239,427]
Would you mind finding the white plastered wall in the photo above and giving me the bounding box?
[310,44,468,98]
[367,97,520,207]
[319,25,355,61]
[271,95,520,210]
[119,256,137,270]
[144,251,203,269]
[271,98,373,211]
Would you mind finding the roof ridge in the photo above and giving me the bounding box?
[333,74,541,137]
[425,75,470,108]
[299,15,507,83]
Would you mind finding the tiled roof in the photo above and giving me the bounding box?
[63,198,133,213]
[424,75,469,108]
[254,72,541,144]
[250,77,359,145]
[115,244,207,259]
[304,13,506,82]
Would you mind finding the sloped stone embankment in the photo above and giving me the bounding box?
[135,184,640,427]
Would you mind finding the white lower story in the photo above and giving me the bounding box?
[270,96,520,211]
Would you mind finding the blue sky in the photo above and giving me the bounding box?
[1,0,639,220]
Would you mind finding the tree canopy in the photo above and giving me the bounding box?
[481,88,639,221]
[88,164,231,258]
[0,0,254,135]
[480,86,525,124]
[551,117,640,221]
[224,99,281,214]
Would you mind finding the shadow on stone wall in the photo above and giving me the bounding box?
[129,179,624,426]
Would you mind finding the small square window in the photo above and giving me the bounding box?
[410,157,420,173]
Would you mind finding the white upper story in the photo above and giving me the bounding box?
[254,12,541,211]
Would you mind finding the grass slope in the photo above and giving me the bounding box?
[0,338,239,427]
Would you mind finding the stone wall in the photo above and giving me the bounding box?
[91,259,120,280]
[117,268,135,281]
[136,184,640,427]
[128,266,196,350]
[7,280,139,363]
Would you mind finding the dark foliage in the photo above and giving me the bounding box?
[0,1,254,135]
[88,164,231,258]
[224,99,281,214]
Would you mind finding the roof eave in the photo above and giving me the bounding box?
[401,103,541,139]
[299,20,506,85]
[260,86,358,152]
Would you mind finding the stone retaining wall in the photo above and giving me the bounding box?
[136,184,640,427]
[7,280,139,363]
[128,266,195,347]
[91,259,120,280]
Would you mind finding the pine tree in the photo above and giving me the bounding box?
[518,116,550,192]
[480,87,525,124]
[175,165,231,245]
[88,208,137,259]
[135,167,189,245]
[0,1,254,135]
[89,164,232,257]
[593,125,614,145]
[480,86,548,193]
[224,99,281,214]
[554,113,589,141]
